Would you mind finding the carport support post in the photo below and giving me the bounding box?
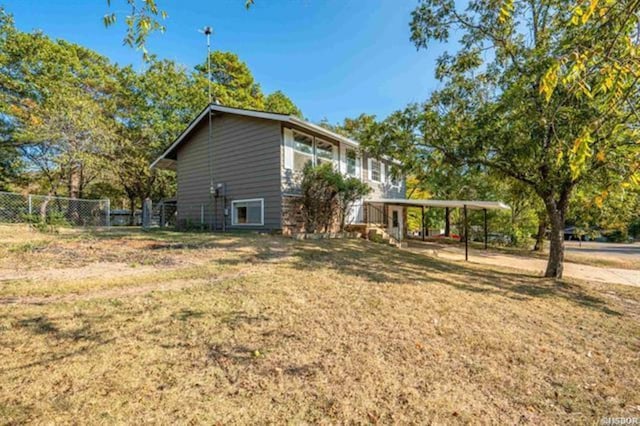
[483,208,488,250]
[421,205,425,241]
[464,204,468,261]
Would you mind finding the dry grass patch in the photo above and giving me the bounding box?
[0,228,639,424]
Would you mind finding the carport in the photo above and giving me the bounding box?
[365,199,511,261]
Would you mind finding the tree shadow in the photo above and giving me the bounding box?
[172,308,205,321]
[281,238,623,317]
[15,314,112,341]
[220,310,270,329]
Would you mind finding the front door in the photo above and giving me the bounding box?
[388,206,403,240]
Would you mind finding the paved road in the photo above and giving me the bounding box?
[408,241,640,287]
[564,241,640,258]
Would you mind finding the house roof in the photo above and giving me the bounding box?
[366,198,511,210]
[150,104,361,170]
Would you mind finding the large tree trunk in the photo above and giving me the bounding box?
[444,207,451,237]
[544,197,569,278]
[68,162,81,199]
[68,162,82,225]
[533,215,546,251]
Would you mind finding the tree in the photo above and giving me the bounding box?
[298,163,370,233]
[265,90,302,116]
[195,51,265,109]
[336,176,371,231]
[110,60,204,223]
[299,163,341,233]
[401,0,640,277]
[1,13,118,199]
[102,0,255,58]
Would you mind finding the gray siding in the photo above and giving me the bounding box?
[362,153,406,199]
[176,114,282,230]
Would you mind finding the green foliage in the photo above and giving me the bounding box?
[336,175,371,231]
[299,163,370,233]
[264,91,302,117]
[299,163,341,233]
[400,0,640,277]
[102,1,257,59]
[195,51,265,109]
[21,211,69,233]
[1,13,118,198]
[103,0,167,60]
[0,9,299,218]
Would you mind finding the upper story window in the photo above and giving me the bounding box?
[293,132,314,171]
[290,130,337,172]
[389,173,401,188]
[316,139,335,166]
[369,159,382,182]
[346,148,357,176]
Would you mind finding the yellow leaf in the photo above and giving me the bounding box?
[540,63,560,102]
[596,151,606,162]
[594,195,603,208]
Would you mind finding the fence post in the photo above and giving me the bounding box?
[200,204,204,225]
[142,198,152,230]
[161,203,165,228]
[106,199,111,227]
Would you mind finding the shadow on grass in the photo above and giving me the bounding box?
[15,314,112,341]
[26,228,625,317]
[274,238,622,317]
[119,230,621,317]
[4,314,116,372]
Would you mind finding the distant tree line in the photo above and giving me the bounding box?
[0,8,301,222]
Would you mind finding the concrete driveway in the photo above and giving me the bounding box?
[408,241,640,287]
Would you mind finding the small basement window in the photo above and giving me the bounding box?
[232,199,264,226]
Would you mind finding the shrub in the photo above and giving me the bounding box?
[21,211,69,233]
[299,163,371,233]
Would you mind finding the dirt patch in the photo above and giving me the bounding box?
[0,261,175,283]
[0,271,251,305]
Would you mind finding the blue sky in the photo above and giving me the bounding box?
[4,0,448,124]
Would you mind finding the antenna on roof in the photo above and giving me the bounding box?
[199,26,217,231]
[198,26,215,105]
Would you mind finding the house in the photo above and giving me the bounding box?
[150,104,407,237]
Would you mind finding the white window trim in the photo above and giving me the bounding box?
[287,129,339,171]
[368,158,382,183]
[231,198,264,226]
[291,129,315,172]
[345,146,360,178]
[315,137,338,168]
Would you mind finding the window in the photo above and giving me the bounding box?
[293,132,313,172]
[232,199,264,226]
[346,148,357,176]
[316,139,335,166]
[369,159,382,182]
[388,170,401,188]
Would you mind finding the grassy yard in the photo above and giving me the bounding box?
[0,225,639,424]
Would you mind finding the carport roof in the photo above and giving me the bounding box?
[365,198,511,210]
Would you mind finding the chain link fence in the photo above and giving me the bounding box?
[142,199,219,230]
[0,191,110,227]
